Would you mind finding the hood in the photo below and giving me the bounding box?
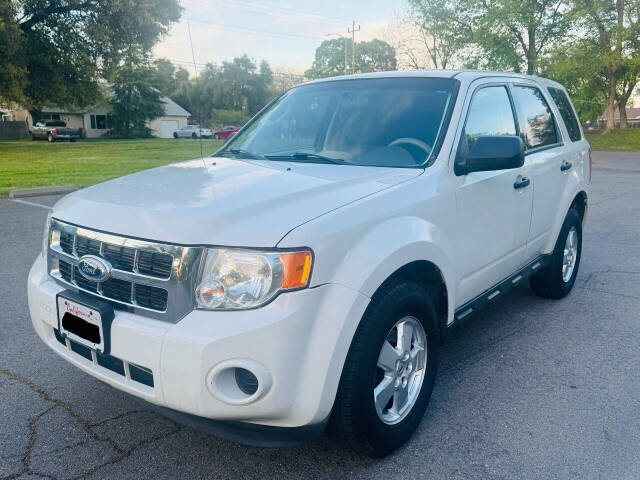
[53,157,422,246]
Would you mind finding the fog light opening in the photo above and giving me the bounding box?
[234,367,259,396]
[207,360,272,405]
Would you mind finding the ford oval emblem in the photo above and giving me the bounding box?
[77,255,112,282]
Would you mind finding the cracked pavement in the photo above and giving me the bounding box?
[1,151,639,479]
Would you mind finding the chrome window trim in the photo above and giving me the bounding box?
[47,219,204,322]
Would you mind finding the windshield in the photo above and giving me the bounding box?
[221,77,458,168]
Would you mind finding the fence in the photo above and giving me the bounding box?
[0,121,28,140]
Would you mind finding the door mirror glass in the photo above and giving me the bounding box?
[455,135,524,175]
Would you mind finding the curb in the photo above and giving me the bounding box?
[9,185,78,199]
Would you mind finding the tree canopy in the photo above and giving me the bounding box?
[166,55,274,128]
[108,54,165,138]
[2,0,181,109]
[305,38,397,78]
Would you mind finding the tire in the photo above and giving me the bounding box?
[213,133,220,140]
[530,208,582,299]
[329,280,439,457]
[47,133,54,143]
[192,133,197,139]
[31,134,36,141]
[173,132,178,139]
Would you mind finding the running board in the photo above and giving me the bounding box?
[451,255,551,329]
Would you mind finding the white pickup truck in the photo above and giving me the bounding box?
[29,70,590,457]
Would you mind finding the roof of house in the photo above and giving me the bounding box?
[41,89,190,117]
[161,96,190,117]
[601,107,640,121]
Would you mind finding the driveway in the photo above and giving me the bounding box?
[1,152,639,479]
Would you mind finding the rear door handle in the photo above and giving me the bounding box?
[514,176,530,189]
[561,160,572,172]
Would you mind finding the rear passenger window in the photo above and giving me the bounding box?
[464,86,517,150]
[548,87,582,142]
[513,86,558,149]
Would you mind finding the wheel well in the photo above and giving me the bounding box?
[374,261,449,343]
[571,191,587,224]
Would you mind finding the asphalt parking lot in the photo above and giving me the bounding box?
[1,152,639,480]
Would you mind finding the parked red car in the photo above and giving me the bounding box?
[212,125,239,140]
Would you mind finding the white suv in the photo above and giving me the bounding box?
[28,71,590,457]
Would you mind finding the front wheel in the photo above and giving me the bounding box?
[192,132,197,139]
[47,133,54,143]
[213,133,220,140]
[173,132,178,139]
[330,280,439,457]
[530,208,582,299]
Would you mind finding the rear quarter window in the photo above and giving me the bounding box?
[512,86,559,150]
[548,87,582,142]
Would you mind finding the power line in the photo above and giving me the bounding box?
[163,58,306,80]
[184,18,324,42]
[181,0,351,27]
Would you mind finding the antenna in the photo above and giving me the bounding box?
[187,21,203,159]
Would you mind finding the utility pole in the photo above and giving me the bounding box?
[343,36,348,74]
[348,20,360,74]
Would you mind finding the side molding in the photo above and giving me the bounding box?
[451,255,551,329]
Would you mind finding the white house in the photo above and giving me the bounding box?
[2,94,190,139]
[37,95,191,138]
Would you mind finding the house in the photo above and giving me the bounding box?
[1,92,190,139]
[37,95,191,138]
[599,107,640,128]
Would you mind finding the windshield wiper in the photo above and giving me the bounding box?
[264,152,346,165]
[217,149,267,160]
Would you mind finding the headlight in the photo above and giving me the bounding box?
[195,248,313,310]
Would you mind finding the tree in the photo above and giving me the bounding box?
[466,0,571,75]
[108,55,165,138]
[356,39,398,73]
[305,39,352,78]
[571,0,640,131]
[5,0,181,110]
[541,41,608,122]
[406,0,470,69]
[169,56,275,127]
[210,109,250,128]
[0,1,27,105]
[305,38,396,78]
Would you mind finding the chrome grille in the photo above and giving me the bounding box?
[47,219,203,322]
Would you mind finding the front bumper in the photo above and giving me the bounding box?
[28,254,369,436]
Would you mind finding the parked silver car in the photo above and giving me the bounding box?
[173,125,212,139]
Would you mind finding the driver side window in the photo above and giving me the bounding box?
[464,86,517,150]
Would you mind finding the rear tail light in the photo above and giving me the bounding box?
[588,148,592,183]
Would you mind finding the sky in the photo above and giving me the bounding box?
[153,0,406,76]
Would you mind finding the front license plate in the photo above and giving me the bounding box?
[57,296,104,352]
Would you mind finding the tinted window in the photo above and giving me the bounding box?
[548,87,581,142]
[513,86,558,149]
[225,78,457,168]
[464,86,517,150]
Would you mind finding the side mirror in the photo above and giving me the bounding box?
[455,135,524,176]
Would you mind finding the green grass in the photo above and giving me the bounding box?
[585,128,640,152]
[0,138,223,196]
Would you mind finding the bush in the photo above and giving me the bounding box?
[210,109,249,128]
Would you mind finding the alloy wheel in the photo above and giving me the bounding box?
[374,316,427,425]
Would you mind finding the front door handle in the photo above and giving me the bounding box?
[561,160,572,172]
[514,176,530,189]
